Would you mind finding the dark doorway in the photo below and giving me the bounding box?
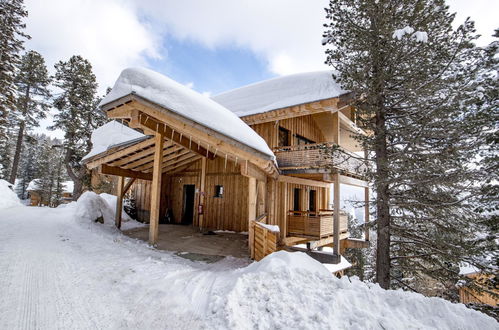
[182,185,195,225]
[278,127,290,147]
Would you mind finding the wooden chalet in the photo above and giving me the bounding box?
[83,68,370,263]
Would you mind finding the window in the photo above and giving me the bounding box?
[293,188,301,211]
[278,127,290,147]
[214,185,224,198]
[295,134,315,146]
[309,190,317,212]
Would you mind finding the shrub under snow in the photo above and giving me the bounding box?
[0,179,23,210]
[74,191,115,224]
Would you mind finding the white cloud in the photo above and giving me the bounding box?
[24,0,161,92]
[133,0,330,76]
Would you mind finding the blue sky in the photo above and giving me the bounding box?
[151,36,273,96]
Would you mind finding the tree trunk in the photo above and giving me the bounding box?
[9,120,25,184]
[64,146,84,200]
[374,106,391,289]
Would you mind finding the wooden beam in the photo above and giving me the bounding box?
[240,160,266,182]
[277,175,330,188]
[248,177,257,254]
[130,112,216,159]
[115,176,124,229]
[86,138,154,169]
[135,148,191,172]
[149,133,163,245]
[198,157,207,229]
[109,143,171,167]
[163,155,201,173]
[341,238,369,249]
[126,145,181,170]
[333,173,340,257]
[99,164,152,181]
[332,112,340,145]
[122,177,136,197]
[339,175,369,188]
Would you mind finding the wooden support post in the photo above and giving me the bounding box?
[333,173,340,258]
[149,133,163,245]
[248,177,257,253]
[115,176,124,229]
[364,186,370,241]
[332,112,340,145]
[283,182,288,237]
[198,157,207,230]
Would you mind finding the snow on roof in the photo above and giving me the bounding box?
[27,179,40,191]
[212,71,347,117]
[99,67,274,159]
[82,120,145,161]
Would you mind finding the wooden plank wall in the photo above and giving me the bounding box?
[131,157,268,233]
[250,114,326,149]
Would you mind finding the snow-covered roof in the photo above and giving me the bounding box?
[212,71,347,117]
[27,179,40,191]
[99,68,274,159]
[82,120,146,161]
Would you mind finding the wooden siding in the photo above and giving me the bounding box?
[131,156,270,232]
[250,115,326,150]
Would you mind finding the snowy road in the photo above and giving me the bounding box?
[1,205,497,330]
[0,206,247,329]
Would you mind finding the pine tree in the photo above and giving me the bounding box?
[0,0,29,178]
[8,50,51,183]
[323,0,486,292]
[51,55,106,199]
[15,133,39,199]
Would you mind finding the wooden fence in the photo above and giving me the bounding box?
[249,215,279,261]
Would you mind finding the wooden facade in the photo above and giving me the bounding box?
[84,77,371,264]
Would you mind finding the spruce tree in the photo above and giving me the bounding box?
[15,133,39,199]
[51,55,106,199]
[8,50,51,183]
[0,0,29,178]
[323,0,486,292]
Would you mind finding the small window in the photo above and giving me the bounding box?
[293,188,301,211]
[278,127,290,147]
[309,190,317,212]
[214,185,224,198]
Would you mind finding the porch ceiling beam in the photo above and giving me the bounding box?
[129,112,216,159]
[122,144,181,170]
[135,149,193,172]
[163,155,201,174]
[108,143,167,167]
[99,164,152,181]
[277,175,331,188]
[85,138,154,169]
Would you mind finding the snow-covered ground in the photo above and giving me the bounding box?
[0,195,497,329]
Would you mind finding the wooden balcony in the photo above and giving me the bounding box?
[287,210,348,239]
[274,143,367,178]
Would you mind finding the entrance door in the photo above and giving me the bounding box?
[181,185,195,225]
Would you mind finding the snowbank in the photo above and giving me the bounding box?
[100,67,274,159]
[99,193,132,221]
[0,179,23,209]
[82,120,145,161]
[212,71,347,117]
[214,251,497,330]
[73,191,115,224]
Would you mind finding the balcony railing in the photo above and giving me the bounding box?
[273,142,367,177]
[287,210,348,239]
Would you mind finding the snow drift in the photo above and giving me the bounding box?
[0,179,23,210]
[214,251,496,330]
[73,191,115,224]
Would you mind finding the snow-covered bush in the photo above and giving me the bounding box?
[0,179,23,210]
[74,191,114,224]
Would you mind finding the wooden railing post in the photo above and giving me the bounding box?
[115,176,124,229]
